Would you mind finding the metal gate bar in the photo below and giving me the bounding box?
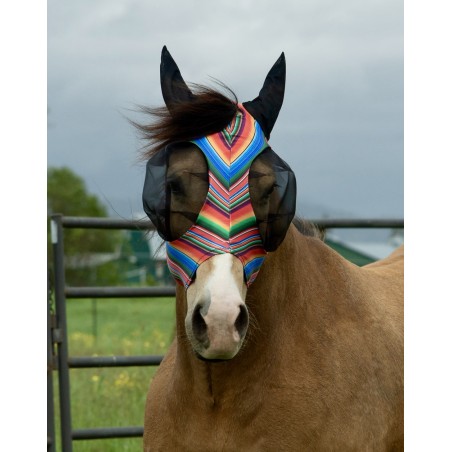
[68,355,163,368]
[47,273,56,452]
[59,215,404,231]
[51,215,74,452]
[61,216,153,230]
[65,286,175,298]
[310,218,404,229]
[72,426,144,440]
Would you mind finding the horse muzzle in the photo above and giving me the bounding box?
[185,254,249,360]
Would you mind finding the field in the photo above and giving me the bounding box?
[52,297,176,451]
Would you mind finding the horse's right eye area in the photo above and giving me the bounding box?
[166,144,209,240]
[167,178,184,196]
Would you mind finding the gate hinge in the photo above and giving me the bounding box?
[50,314,62,344]
[52,327,62,344]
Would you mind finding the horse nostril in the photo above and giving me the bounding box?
[192,304,209,347]
[235,305,249,339]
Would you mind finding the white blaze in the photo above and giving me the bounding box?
[186,254,248,359]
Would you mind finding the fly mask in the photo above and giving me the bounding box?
[143,47,296,288]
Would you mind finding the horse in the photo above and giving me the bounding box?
[138,46,404,451]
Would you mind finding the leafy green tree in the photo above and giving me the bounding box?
[47,167,125,286]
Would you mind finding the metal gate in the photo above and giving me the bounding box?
[48,215,176,451]
[47,215,403,451]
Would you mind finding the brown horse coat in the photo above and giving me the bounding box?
[143,224,404,451]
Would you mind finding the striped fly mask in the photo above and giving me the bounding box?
[142,47,296,288]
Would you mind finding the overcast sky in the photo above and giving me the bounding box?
[47,0,403,221]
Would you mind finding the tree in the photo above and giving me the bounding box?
[47,167,125,286]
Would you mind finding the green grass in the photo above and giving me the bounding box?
[51,297,175,452]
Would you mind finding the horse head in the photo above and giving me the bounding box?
[143,46,296,360]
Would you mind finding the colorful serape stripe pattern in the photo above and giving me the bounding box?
[166,105,268,288]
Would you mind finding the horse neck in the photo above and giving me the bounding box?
[246,224,354,344]
[172,224,354,398]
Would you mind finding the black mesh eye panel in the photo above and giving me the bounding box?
[144,143,296,249]
[143,150,168,240]
[142,143,208,241]
[249,147,297,251]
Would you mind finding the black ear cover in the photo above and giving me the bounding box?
[160,46,194,111]
[242,52,286,139]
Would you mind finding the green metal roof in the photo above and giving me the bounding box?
[325,239,376,266]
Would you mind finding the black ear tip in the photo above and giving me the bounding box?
[161,46,171,61]
[277,52,286,68]
[160,45,193,108]
[160,46,178,73]
[270,52,286,77]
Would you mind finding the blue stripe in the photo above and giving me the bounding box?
[244,257,265,280]
[166,244,197,274]
[193,138,230,186]
[231,233,262,248]
[229,185,248,203]
[231,131,266,177]
[208,184,230,206]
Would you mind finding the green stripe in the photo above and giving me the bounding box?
[222,113,242,144]
[229,113,242,137]
[184,235,223,252]
[230,168,248,185]
[230,193,249,209]
[230,217,256,236]
[197,215,230,239]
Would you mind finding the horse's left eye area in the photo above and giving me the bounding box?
[249,148,297,251]
[249,160,276,207]
[263,183,278,199]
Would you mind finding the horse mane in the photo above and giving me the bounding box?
[132,83,238,160]
[292,216,323,240]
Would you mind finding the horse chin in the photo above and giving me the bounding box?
[194,351,234,363]
[193,345,241,362]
